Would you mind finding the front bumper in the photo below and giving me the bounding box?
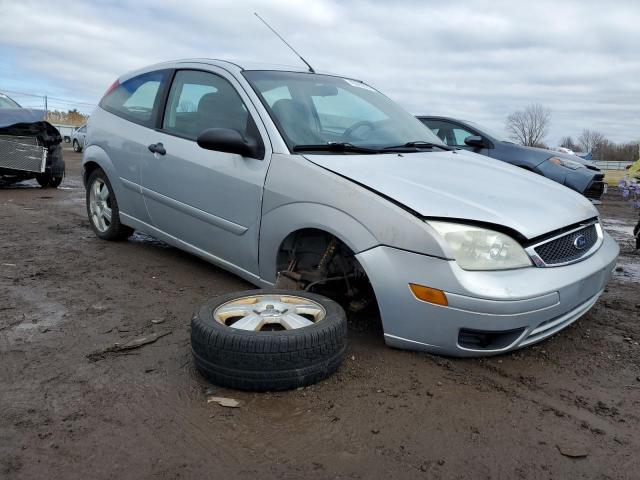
[356,232,619,357]
[536,161,605,200]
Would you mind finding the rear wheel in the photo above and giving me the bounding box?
[73,139,82,152]
[86,168,133,240]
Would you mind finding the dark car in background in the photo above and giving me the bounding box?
[0,91,65,188]
[418,116,605,201]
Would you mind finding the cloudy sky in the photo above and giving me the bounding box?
[0,0,638,144]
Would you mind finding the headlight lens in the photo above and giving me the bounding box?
[429,221,532,270]
[548,156,583,170]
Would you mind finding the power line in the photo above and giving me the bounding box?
[1,88,96,107]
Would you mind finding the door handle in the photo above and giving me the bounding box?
[148,143,166,155]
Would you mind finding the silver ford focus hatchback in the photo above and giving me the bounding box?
[83,59,619,356]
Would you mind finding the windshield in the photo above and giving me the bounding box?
[243,71,444,152]
[464,120,511,142]
[0,93,21,109]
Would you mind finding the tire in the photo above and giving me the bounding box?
[73,139,82,152]
[86,168,134,240]
[49,176,63,188]
[191,289,348,391]
[36,173,51,188]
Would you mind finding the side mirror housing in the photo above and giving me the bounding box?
[196,128,263,159]
[464,135,487,148]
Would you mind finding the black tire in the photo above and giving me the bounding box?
[35,173,51,188]
[73,139,82,152]
[49,176,63,188]
[86,168,134,240]
[191,289,348,391]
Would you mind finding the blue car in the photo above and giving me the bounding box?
[418,116,605,201]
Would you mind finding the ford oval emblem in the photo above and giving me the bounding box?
[574,235,588,250]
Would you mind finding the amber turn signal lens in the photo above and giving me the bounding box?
[409,284,448,306]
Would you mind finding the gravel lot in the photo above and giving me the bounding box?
[1,149,639,479]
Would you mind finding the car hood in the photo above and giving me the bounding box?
[497,142,597,168]
[0,108,61,146]
[305,150,598,240]
[0,108,47,128]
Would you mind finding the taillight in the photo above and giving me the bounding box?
[100,79,120,102]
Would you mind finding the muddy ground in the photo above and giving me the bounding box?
[1,149,639,479]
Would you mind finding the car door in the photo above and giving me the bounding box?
[421,119,491,156]
[140,67,271,275]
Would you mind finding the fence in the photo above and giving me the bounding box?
[595,161,633,170]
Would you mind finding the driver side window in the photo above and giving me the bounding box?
[451,126,476,147]
[423,120,476,147]
[162,70,250,141]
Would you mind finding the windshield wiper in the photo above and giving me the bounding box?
[382,141,453,151]
[292,142,380,154]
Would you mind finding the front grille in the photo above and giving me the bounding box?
[0,135,46,173]
[534,224,598,265]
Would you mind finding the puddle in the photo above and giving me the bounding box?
[601,218,636,244]
[613,260,640,283]
[0,180,39,189]
[0,178,82,190]
[1,286,68,344]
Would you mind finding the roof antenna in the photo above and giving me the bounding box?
[254,12,316,73]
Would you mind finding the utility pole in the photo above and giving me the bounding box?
[44,94,48,112]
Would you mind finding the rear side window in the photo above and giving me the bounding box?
[100,70,169,126]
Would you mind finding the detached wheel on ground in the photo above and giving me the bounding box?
[85,168,134,240]
[191,289,348,391]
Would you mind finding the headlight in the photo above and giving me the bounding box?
[548,156,583,170]
[428,222,532,270]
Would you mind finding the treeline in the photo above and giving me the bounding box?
[505,103,638,162]
[560,131,639,162]
[46,109,89,126]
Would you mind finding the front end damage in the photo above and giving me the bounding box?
[0,109,65,187]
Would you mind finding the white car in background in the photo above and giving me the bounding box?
[71,125,87,152]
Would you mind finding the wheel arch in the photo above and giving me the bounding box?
[258,202,379,284]
[82,145,118,187]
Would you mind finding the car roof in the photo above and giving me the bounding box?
[121,58,346,81]
[416,115,462,121]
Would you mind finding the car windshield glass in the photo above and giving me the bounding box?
[0,94,21,109]
[243,71,444,152]
[464,120,511,142]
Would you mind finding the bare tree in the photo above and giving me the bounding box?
[559,136,579,151]
[578,129,607,158]
[505,103,551,147]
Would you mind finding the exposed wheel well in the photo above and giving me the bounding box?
[275,228,379,318]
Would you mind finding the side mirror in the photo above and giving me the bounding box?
[196,128,262,159]
[464,135,487,148]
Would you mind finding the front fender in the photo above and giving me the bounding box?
[258,202,379,283]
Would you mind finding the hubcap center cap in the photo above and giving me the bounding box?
[260,303,285,317]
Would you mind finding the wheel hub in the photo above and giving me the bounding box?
[213,294,326,331]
